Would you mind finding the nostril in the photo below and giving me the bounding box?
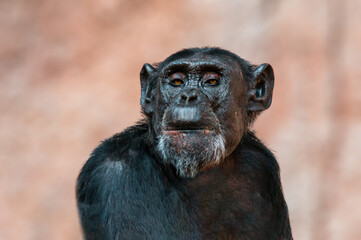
[181,94,188,100]
[188,94,197,102]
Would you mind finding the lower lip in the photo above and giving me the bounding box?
[163,129,213,135]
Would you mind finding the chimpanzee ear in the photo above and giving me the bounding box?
[140,63,156,114]
[247,63,274,112]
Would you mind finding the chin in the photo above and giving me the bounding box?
[157,130,226,178]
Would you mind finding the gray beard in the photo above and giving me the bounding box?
[157,132,226,178]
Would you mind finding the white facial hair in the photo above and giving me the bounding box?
[157,131,226,178]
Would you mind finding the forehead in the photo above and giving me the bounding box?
[161,54,240,74]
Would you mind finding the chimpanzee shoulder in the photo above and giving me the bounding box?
[240,131,280,175]
[235,131,282,201]
[76,122,159,240]
[76,122,149,204]
[236,131,292,239]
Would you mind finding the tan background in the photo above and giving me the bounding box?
[1,0,360,239]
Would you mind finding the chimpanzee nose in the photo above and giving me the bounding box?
[179,89,199,105]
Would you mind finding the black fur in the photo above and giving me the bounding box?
[76,48,292,240]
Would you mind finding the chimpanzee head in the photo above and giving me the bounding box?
[140,47,274,178]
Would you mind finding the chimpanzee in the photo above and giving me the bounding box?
[76,47,293,240]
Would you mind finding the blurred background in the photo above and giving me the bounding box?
[0,0,360,239]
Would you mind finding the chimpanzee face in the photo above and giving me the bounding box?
[140,50,274,178]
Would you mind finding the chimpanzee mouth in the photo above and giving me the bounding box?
[162,107,218,134]
[163,124,215,134]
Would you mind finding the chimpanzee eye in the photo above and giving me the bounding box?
[171,79,184,85]
[206,79,218,85]
[169,72,186,86]
[203,72,220,86]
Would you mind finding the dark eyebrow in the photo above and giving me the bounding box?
[162,63,190,75]
[197,63,225,73]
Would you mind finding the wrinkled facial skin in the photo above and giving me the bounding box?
[152,55,248,178]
